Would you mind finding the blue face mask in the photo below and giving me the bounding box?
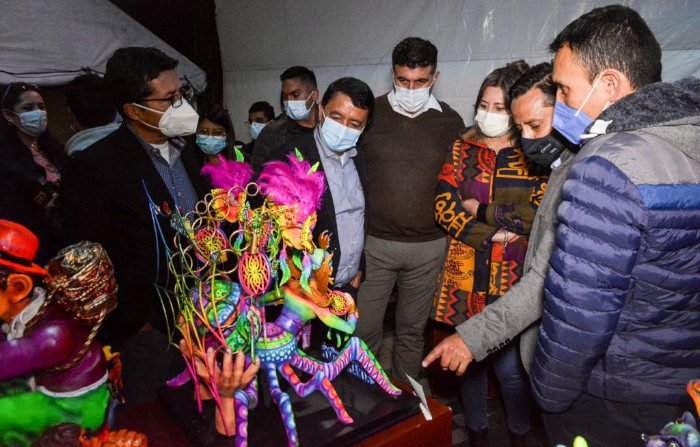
[12,109,47,137]
[284,91,315,121]
[249,121,267,140]
[552,101,593,145]
[319,111,363,153]
[552,74,608,145]
[196,135,227,155]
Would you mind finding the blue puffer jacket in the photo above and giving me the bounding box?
[531,77,700,412]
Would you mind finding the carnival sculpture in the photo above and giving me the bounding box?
[0,219,125,446]
[156,151,400,446]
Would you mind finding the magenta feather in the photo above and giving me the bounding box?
[200,154,254,191]
[258,154,325,222]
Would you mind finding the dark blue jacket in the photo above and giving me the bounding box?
[531,78,700,412]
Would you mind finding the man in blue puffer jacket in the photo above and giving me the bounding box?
[530,5,700,446]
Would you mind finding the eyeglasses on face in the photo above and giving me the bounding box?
[138,87,189,108]
[197,128,227,137]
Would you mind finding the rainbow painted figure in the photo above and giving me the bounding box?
[164,153,400,447]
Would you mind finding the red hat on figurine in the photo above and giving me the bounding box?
[0,219,48,276]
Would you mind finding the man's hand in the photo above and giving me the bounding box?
[461,198,480,217]
[349,271,362,289]
[422,333,474,376]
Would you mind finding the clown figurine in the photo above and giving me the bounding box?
[0,219,118,446]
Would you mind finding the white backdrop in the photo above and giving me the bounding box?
[216,0,700,143]
[0,0,207,91]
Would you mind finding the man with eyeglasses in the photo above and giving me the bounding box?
[61,46,210,405]
[250,66,319,171]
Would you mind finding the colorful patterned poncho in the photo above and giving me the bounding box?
[431,138,549,326]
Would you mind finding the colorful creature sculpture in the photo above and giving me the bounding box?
[642,412,699,447]
[0,220,118,446]
[163,153,400,447]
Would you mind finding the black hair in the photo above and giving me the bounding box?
[508,62,556,108]
[248,101,275,121]
[464,60,530,143]
[65,73,117,128]
[321,77,375,123]
[104,47,179,115]
[392,37,438,73]
[198,103,235,142]
[550,5,661,89]
[280,66,317,90]
[1,82,42,111]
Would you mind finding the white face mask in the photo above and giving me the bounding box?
[133,99,199,137]
[393,80,433,113]
[284,91,315,121]
[319,110,363,153]
[474,109,511,138]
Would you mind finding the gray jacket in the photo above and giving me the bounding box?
[456,147,576,371]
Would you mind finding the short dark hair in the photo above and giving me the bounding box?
[198,103,235,141]
[321,77,375,124]
[248,101,275,121]
[65,73,117,128]
[104,47,179,115]
[550,5,661,90]
[392,37,438,72]
[280,66,317,90]
[508,62,556,109]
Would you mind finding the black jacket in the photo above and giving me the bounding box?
[0,128,66,264]
[277,131,368,287]
[61,125,209,344]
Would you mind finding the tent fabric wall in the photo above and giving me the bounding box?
[216,0,700,143]
[0,0,207,91]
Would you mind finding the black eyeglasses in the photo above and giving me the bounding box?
[138,87,188,108]
[2,82,41,109]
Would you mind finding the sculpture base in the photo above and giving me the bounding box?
[157,371,420,446]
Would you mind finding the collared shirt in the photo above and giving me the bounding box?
[314,128,365,286]
[125,124,198,215]
[65,122,120,156]
[387,90,443,118]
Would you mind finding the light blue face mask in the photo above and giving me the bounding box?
[196,134,227,155]
[552,74,609,145]
[319,110,363,153]
[284,91,315,121]
[249,121,267,140]
[12,109,47,137]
